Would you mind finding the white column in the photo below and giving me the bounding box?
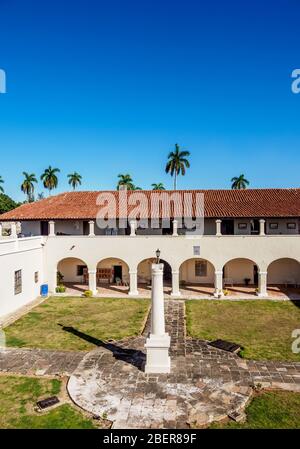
[172,219,178,236]
[171,270,181,296]
[129,220,136,236]
[216,219,222,236]
[145,263,171,373]
[259,219,265,236]
[89,220,95,236]
[257,271,268,297]
[49,221,55,236]
[10,222,17,239]
[214,270,223,297]
[88,269,97,295]
[0,223,2,238]
[128,269,138,295]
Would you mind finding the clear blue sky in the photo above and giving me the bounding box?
[0,0,299,201]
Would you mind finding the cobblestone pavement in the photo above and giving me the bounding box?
[68,300,300,429]
[0,348,85,376]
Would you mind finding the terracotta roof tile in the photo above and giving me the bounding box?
[1,189,300,220]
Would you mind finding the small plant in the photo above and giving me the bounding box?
[223,289,229,296]
[101,412,108,420]
[55,285,66,293]
[57,271,64,284]
[83,290,93,297]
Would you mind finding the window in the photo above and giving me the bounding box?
[77,265,87,276]
[193,246,200,256]
[269,222,278,230]
[34,271,39,283]
[14,270,22,295]
[287,222,296,229]
[238,223,247,230]
[195,260,207,277]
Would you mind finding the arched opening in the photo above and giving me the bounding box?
[223,258,259,297]
[137,258,172,294]
[57,257,88,294]
[179,258,215,296]
[267,258,300,298]
[96,258,130,295]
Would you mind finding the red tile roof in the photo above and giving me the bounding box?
[1,189,300,220]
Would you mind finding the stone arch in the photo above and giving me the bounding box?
[137,257,173,286]
[96,257,130,285]
[57,257,89,284]
[222,257,260,286]
[267,258,300,286]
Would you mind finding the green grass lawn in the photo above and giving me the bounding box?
[0,375,98,429]
[5,296,150,351]
[186,299,300,361]
[211,390,300,429]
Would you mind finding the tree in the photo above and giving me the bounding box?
[0,193,19,214]
[21,172,37,202]
[231,174,250,190]
[40,166,60,195]
[36,193,45,201]
[151,183,165,190]
[165,143,190,190]
[0,175,4,193]
[68,171,82,190]
[117,174,135,190]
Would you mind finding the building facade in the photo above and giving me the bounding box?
[1,188,300,319]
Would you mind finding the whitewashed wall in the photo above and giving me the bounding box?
[0,237,44,318]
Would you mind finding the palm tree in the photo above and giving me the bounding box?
[231,174,250,190]
[68,171,82,190]
[37,192,45,201]
[117,174,135,190]
[151,183,165,190]
[21,172,37,202]
[0,176,4,193]
[165,143,191,190]
[40,166,60,195]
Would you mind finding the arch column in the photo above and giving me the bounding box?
[0,222,2,238]
[171,269,181,296]
[257,270,268,297]
[88,269,97,295]
[128,269,138,295]
[214,270,223,297]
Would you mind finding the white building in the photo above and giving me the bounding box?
[1,188,300,319]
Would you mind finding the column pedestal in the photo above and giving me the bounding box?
[128,270,138,296]
[171,270,181,296]
[88,270,98,296]
[144,263,170,373]
[214,270,224,297]
[257,271,268,297]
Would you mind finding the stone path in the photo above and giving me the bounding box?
[67,301,300,428]
[1,300,300,428]
[0,348,85,377]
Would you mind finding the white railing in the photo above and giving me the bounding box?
[0,236,43,255]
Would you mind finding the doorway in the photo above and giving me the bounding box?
[221,219,234,235]
[113,265,122,282]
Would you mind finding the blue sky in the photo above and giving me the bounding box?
[0,0,299,201]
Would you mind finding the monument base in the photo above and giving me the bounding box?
[144,333,171,373]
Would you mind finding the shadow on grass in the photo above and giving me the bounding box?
[58,324,146,370]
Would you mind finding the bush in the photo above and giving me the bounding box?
[83,290,93,298]
[223,289,229,296]
[55,285,66,293]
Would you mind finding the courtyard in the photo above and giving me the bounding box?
[0,296,300,428]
